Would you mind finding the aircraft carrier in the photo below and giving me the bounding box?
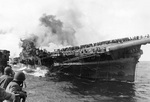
[49,35,150,82]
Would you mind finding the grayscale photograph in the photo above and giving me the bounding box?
[0,0,150,102]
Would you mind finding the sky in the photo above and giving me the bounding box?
[0,0,150,61]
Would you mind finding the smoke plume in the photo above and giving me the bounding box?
[39,14,77,46]
[23,14,77,51]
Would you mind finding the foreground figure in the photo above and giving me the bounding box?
[6,71,27,102]
[0,66,14,89]
[0,87,18,102]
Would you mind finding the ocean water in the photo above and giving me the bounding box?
[15,61,150,102]
[48,61,150,102]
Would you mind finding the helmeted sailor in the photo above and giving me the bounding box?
[0,66,14,89]
[5,71,27,102]
[0,87,18,102]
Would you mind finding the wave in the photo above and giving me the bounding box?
[12,64,49,77]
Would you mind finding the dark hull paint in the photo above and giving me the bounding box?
[49,37,150,82]
[53,58,138,82]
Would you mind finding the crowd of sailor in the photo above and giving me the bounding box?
[50,34,150,56]
[35,49,51,58]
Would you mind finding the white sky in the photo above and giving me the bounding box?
[0,0,150,60]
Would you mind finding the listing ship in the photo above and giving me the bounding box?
[50,35,150,82]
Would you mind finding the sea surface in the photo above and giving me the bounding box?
[14,61,150,102]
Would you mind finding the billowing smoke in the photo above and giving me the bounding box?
[0,0,149,61]
[0,0,91,58]
[23,14,77,51]
[39,14,77,46]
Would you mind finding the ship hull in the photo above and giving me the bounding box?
[53,57,138,82]
[48,36,150,82]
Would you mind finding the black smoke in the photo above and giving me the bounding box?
[39,14,77,46]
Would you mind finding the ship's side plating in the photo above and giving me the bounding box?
[51,36,150,82]
[52,46,142,82]
[54,58,137,82]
